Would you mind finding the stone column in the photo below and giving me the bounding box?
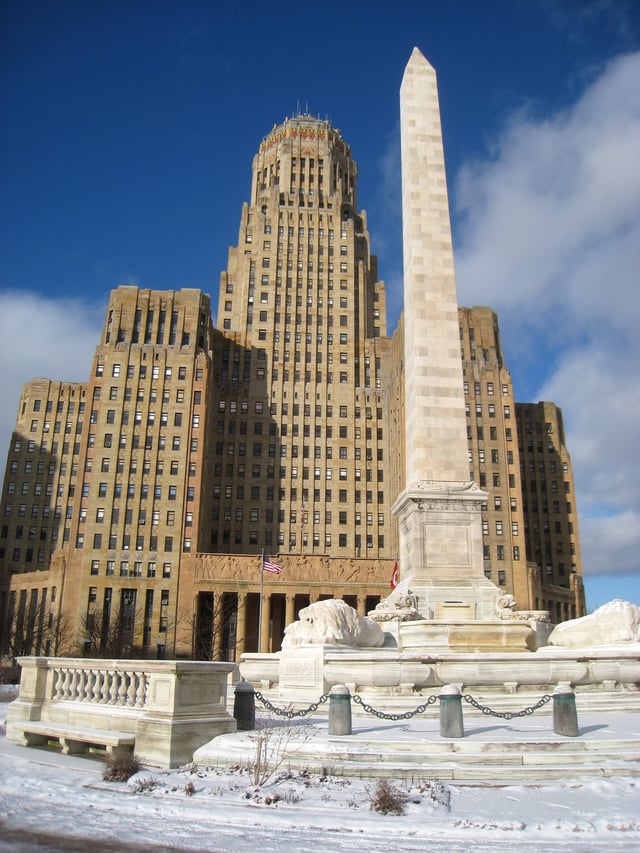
[260,594,270,653]
[236,593,247,658]
[285,594,296,629]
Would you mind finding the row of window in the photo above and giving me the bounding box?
[468,449,514,464]
[83,507,192,526]
[211,487,385,504]
[469,472,515,488]
[96,363,193,381]
[467,425,512,442]
[483,545,520,562]
[463,381,509,397]
[483,520,519,536]
[99,433,185,450]
[466,403,511,418]
[76,533,190,553]
[3,546,51,563]
[96,457,194,475]
[212,508,384,525]
[216,421,381,442]
[217,400,382,419]
[210,529,384,549]
[31,399,85,414]
[84,482,195,501]
[523,501,573,515]
[524,480,571,494]
[89,560,172,579]
[29,419,82,435]
[11,439,80,457]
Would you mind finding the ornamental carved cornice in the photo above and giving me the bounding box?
[413,480,483,493]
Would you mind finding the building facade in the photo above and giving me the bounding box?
[0,118,585,665]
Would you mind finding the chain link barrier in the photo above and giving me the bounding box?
[352,693,438,720]
[253,688,552,723]
[462,692,552,719]
[254,689,329,719]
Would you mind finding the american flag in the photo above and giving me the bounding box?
[262,555,282,575]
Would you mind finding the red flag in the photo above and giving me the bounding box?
[390,561,399,589]
[263,556,282,575]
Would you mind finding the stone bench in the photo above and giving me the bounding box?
[7,656,238,768]
[15,720,135,759]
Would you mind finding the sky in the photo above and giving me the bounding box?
[0,0,639,611]
[2,686,640,851]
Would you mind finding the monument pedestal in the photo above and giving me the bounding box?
[393,482,503,621]
[398,619,534,653]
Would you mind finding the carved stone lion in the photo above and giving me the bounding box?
[548,599,640,647]
[281,599,386,648]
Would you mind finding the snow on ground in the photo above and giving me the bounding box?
[1,686,639,852]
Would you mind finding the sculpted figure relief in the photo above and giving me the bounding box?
[495,593,517,620]
[281,599,386,649]
[370,579,419,623]
[548,599,640,647]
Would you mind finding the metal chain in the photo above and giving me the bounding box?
[352,693,438,720]
[253,689,551,722]
[254,690,329,719]
[462,692,551,719]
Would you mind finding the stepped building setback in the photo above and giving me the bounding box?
[0,64,585,663]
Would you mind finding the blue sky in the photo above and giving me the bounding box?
[1,0,638,610]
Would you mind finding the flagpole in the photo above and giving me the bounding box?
[258,549,264,653]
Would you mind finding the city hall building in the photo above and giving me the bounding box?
[0,114,585,664]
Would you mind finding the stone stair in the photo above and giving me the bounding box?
[313,735,640,782]
[209,689,640,783]
[199,729,640,783]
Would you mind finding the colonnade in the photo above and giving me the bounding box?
[194,588,381,662]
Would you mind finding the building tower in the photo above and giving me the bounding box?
[516,401,585,620]
[57,287,213,657]
[207,116,394,564]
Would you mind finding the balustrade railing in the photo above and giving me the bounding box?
[50,664,149,709]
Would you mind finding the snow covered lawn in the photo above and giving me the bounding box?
[1,686,639,852]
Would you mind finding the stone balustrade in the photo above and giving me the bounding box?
[49,662,149,707]
[7,656,238,768]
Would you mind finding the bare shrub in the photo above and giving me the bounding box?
[369,778,407,815]
[249,714,316,786]
[131,775,158,793]
[102,752,140,782]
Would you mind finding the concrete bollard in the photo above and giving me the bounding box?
[328,684,352,736]
[439,684,464,738]
[233,680,256,731]
[552,683,579,737]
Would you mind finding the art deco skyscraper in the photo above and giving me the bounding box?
[206,116,394,562]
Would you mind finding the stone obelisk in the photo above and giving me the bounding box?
[392,47,498,621]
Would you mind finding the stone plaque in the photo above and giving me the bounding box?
[424,525,470,567]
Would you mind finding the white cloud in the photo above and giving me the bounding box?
[453,51,640,579]
[0,291,104,473]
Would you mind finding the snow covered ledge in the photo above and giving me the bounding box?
[6,657,237,768]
